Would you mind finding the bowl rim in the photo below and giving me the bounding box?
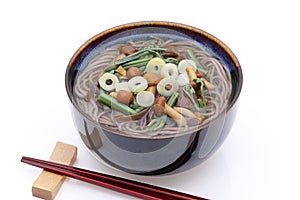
[65,21,243,139]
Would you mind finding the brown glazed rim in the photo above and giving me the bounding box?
[66,21,243,139]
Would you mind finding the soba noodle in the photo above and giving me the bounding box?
[73,36,232,137]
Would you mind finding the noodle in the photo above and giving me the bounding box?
[73,36,232,137]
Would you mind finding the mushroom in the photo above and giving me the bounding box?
[116,66,127,76]
[173,106,197,118]
[164,104,187,127]
[153,96,166,116]
[143,73,163,86]
[186,67,197,81]
[146,86,157,94]
[116,90,134,105]
[173,106,203,123]
[201,78,215,89]
[119,45,136,56]
[126,66,142,79]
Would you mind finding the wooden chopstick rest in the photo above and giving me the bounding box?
[32,141,77,200]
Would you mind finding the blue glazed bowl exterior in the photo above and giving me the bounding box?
[65,21,243,175]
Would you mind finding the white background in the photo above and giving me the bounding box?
[1,0,299,199]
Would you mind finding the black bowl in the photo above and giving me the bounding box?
[65,21,243,175]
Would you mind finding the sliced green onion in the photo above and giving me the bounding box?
[160,63,178,79]
[146,57,165,74]
[128,76,148,93]
[177,73,189,86]
[98,73,119,91]
[136,91,155,107]
[115,82,130,92]
[157,77,179,97]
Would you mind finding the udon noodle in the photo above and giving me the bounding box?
[74,36,232,137]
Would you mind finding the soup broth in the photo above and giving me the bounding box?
[73,34,232,138]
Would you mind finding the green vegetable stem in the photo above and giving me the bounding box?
[183,84,199,110]
[167,92,179,106]
[147,92,179,131]
[164,57,179,65]
[184,49,208,74]
[122,58,152,69]
[135,106,146,113]
[105,47,166,72]
[147,114,167,131]
[115,50,149,66]
[98,92,137,115]
[194,78,207,111]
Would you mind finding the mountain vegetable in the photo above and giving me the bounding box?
[98,92,137,115]
[184,49,208,74]
[97,45,213,132]
[182,84,199,110]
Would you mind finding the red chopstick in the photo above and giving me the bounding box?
[21,156,208,200]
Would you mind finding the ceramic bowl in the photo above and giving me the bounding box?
[65,21,243,175]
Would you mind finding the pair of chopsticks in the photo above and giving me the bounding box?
[21,156,207,200]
